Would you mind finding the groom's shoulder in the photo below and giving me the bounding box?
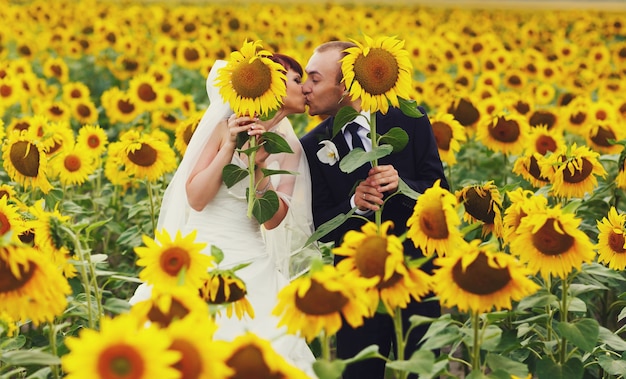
[300,119,332,146]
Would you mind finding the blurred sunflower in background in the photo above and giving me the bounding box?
[201,270,255,320]
[429,113,467,166]
[456,181,504,238]
[113,129,177,182]
[131,285,209,329]
[1,129,53,194]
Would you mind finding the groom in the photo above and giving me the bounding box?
[300,41,449,379]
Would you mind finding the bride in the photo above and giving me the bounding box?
[131,55,319,374]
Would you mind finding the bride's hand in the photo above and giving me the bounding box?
[226,114,257,146]
[249,122,270,164]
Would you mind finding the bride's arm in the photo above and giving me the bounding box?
[185,119,231,211]
[186,115,255,211]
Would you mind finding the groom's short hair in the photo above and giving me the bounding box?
[315,41,357,84]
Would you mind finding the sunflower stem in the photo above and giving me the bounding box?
[392,307,409,379]
[61,224,102,329]
[146,180,156,233]
[247,135,257,220]
[320,330,331,361]
[370,112,383,233]
[47,321,60,379]
[559,276,569,365]
[471,311,482,373]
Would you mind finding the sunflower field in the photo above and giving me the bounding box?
[2,0,626,378]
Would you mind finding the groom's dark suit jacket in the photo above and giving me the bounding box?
[301,106,449,259]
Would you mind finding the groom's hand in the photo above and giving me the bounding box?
[367,165,399,194]
[355,181,383,211]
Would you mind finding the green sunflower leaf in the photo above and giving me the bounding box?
[536,356,583,379]
[398,97,424,118]
[251,189,279,224]
[312,358,346,379]
[556,318,599,352]
[305,209,356,246]
[339,144,393,173]
[385,350,435,375]
[262,131,293,154]
[222,163,249,188]
[332,106,361,137]
[260,168,298,177]
[379,127,408,153]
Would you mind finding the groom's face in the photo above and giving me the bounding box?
[303,49,346,117]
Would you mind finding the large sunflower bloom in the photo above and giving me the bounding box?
[596,207,626,270]
[165,315,232,379]
[509,204,595,279]
[62,314,181,379]
[273,264,374,342]
[476,112,530,156]
[50,144,97,186]
[406,179,465,257]
[222,332,312,379]
[116,129,177,182]
[215,40,286,117]
[76,124,109,159]
[341,35,413,114]
[456,182,504,238]
[540,143,607,200]
[0,243,71,326]
[135,229,213,291]
[502,188,548,246]
[1,130,53,194]
[334,221,406,287]
[131,286,209,328]
[0,196,26,241]
[586,120,625,155]
[512,152,551,189]
[429,113,467,165]
[432,240,540,314]
[200,270,255,320]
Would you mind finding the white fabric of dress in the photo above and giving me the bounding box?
[130,60,319,376]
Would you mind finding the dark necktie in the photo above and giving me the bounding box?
[346,122,365,150]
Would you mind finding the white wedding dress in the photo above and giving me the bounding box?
[130,60,318,376]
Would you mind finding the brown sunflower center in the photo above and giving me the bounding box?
[353,48,399,96]
[0,259,35,293]
[489,117,520,143]
[561,158,593,184]
[378,270,403,290]
[205,275,247,304]
[64,154,82,172]
[295,279,349,315]
[608,231,626,254]
[77,103,92,118]
[170,339,202,379]
[226,344,281,379]
[451,252,511,295]
[513,100,530,115]
[117,99,136,114]
[527,155,549,182]
[462,187,496,224]
[147,298,190,327]
[137,83,157,103]
[159,247,191,277]
[529,110,557,129]
[9,141,40,177]
[447,98,479,127]
[97,343,145,379]
[590,125,616,147]
[0,213,10,235]
[183,47,200,63]
[535,135,557,155]
[431,121,452,151]
[569,112,586,127]
[355,235,389,279]
[128,143,157,167]
[231,59,272,99]
[419,202,450,239]
[531,218,574,256]
[87,135,102,149]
